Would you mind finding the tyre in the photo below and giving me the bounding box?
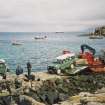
[48,69,53,74]
[56,69,61,75]
[70,64,74,69]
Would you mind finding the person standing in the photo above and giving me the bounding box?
[27,61,32,79]
[16,65,23,76]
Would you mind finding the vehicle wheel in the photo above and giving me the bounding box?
[57,69,61,75]
[48,69,53,74]
[70,64,74,69]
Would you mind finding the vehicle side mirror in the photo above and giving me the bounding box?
[7,68,10,72]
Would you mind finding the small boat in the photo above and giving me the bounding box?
[34,36,47,40]
[89,36,103,39]
[12,42,22,45]
[12,41,23,46]
[55,32,64,33]
[11,37,23,45]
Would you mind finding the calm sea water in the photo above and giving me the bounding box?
[0,32,105,72]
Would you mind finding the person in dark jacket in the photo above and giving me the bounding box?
[27,61,32,79]
[16,65,23,76]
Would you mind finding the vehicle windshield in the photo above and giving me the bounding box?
[0,63,6,70]
[53,59,63,64]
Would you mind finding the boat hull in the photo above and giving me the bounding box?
[89,36,103,39]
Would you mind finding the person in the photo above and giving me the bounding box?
[27,61,32,79]
[16,65,23,76]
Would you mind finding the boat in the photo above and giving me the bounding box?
[89,35,103,39]
[12,42,22,45]
[34,36,47,40]
[55,32,64,33]
[12,40,23,46]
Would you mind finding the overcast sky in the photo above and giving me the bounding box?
[0,0,105,32]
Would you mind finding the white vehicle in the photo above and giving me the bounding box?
[0,59,9,77]
[48,53,76,74]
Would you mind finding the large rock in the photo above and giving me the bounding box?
[87,102,105,105]
[19,95,45,105]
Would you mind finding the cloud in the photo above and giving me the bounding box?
[0,0,105,32]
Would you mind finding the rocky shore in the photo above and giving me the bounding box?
[1,72,105,105]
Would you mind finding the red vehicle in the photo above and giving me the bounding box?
[80,44,105,73]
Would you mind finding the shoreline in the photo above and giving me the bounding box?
[1,71,105,105]
[5,71,64,80]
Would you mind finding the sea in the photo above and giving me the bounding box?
[0,32,105,73]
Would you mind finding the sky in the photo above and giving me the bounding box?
[0,0,105,32]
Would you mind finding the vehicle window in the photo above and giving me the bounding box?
[57,60,63,64]
[53,61,58,63]
[0,64,4,67]
[59,60,63,64]
[71,56,75,59]
[0,64,6,69]
[63,60,66,63]
[67,57,70,60]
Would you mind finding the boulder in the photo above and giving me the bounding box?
[19,95,45,105]
[87,102,105,105]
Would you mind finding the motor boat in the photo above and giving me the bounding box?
[89,35,103,39]
[34,36,47,40]
[12,41,23,46]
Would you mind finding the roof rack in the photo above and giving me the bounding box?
[56,53,75,60]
